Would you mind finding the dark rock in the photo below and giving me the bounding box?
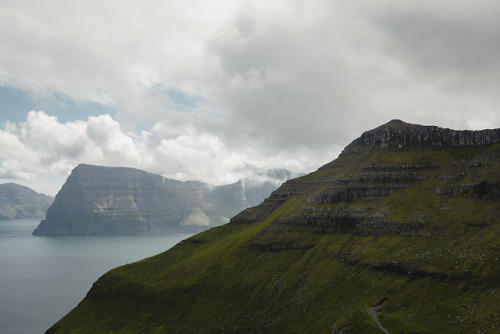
[231,120,500,237]
[340,120,500,156]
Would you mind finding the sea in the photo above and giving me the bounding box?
[0,218,192,334]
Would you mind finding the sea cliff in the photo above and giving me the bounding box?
[33,164,297,235]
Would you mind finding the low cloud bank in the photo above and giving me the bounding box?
[0,111,309,187]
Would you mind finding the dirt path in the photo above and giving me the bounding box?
[368,305,392,334]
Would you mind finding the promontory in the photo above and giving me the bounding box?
[33,164,298,235]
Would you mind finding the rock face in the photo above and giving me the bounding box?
[232,120,500,238]
[33,164,299,235]
[0,183,53,219]
[341,119,500,155]
[47,120,500,334]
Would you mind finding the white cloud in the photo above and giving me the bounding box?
[1,0,500,193]
[85,114,142,165]
[2,1,499,133]
[0,111,312,190]
[20,111,88,158]
[0,125,40,179]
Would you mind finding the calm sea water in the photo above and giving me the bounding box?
[0,219,192,334]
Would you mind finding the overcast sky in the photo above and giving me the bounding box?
[1,0,500,195]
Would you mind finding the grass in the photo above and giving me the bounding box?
[48,143,500,333]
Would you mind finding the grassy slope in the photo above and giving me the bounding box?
[49,145,499,333]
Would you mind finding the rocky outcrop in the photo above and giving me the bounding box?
[0,183,53,219]
[340,119,500,156]
[33,164,299,235]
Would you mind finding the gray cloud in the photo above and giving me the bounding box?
[377,7,500,79]
[1,0,500,192]
[205,4,374,152]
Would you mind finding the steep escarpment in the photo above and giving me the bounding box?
[33,164,297,235]
[0,183,53,219]
[340,119,500,155]
[47,121,500,333]
[232,120,500,238]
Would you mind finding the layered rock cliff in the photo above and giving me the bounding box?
[33,164,298,235]
[341,119,500,155]
[47,120,500,334]
[232,120,500,238]
[0,183,53,219]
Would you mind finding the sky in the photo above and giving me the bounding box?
[1,0,500,196]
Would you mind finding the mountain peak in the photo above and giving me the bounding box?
[340,120,500,156]
[385,118,406,125]
[381,119,417,128]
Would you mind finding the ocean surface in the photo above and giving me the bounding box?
[0,219,192,334]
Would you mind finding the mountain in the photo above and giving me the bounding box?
[46,120,500,333]
[0,183,53,219]
[33,164,300,235]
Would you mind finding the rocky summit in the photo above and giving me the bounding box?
[33,164,298,235]
[47,121,499,333]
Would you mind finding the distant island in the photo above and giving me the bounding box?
[0,183,54,219]
[33,164,301,235]
[47,120,500,333]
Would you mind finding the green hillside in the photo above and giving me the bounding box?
[47,121,500,333]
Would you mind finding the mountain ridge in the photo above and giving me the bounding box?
[231,120,500,234]
[0,183,54,219]
[340,119,500,156]
[46,120,500,333]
